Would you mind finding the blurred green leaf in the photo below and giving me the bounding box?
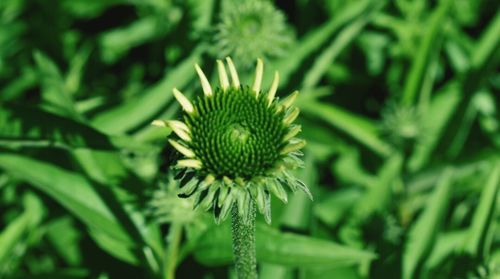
[265,0,375,86]
[0,67,37,102]
[353,154,402,220]
[357,31,390,75]
[426,230,467,270]
[61,0,122,18]
[401,0,453,106]
[408,149,496,195]
[444,40,469,74]
[10,269,90,279]
[99,8,182,64]
[0,104,115,150]
[46,218,82,266]
[69,148,164,268]
[403,168,454,279]
[194,222,376,268]
[0,152,140,263]
[303,266,362,279]
[259,263,292,279]
[314,188,362,228]
[468,11,500,70]
[33,51,79,119]
[0,194,44,269]
[332,148,376,188]
[65,45,91,96]
[187,0,215,33]
[89,229,140,265]
[301,101,392,157]
[302,1,384,89]
[440,11,500,158]
[91,51,200,134]
[462,164,500,257]
[408,83,461,172]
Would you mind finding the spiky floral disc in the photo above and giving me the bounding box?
[186,86,285,180]
[153,57,310,224]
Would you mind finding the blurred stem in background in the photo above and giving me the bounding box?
[164,223,182,279]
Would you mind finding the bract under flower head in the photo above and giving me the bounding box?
[154,57,310,224]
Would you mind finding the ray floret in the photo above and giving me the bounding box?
[280,139,306,155]
[166,120,191,141]
[217,60,230,90]
[252,58,264,96]
[168,139,195,158]
[195,64,213,96]
[172,88,194,113]
[280,90,299,110]
[151,119,167,127]
[177,159,202,169]
[283,107,300,125]
[267,71,279,106]
[225,57,240,88]
[283,125,302,142]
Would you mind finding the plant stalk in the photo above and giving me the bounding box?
[231,202,257,279]
[164,223,182,279]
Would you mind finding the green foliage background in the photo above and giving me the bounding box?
[0,0,499,278]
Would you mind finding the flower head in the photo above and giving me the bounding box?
[154,57,310,224]
[212,0,294,68]
[381,104,422,147]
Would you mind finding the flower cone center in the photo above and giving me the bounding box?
[184,86,286,180]
[229,123,251,144]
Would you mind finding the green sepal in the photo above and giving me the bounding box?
[217,185,230,207]
[263,190,272,224]
[216,192,234,224]
[200,184,219,211]
[177,178,199,197]
[269,180,288,204]
[192,188,209,210]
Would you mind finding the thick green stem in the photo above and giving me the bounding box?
[231,202,257,279]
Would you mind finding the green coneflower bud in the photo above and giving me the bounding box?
[153,57,310,224]
[148,174,199,225]
[212,0,294,68]
[381,103,422,146]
